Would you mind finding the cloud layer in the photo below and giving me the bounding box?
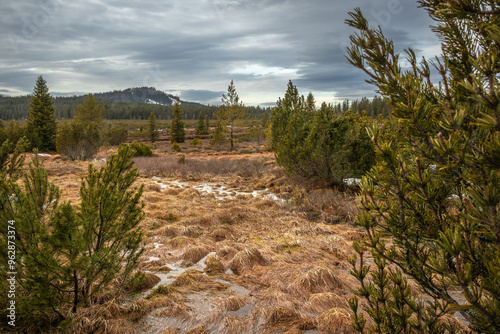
[1,0,440,106]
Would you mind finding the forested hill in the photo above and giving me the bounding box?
[0,87,270,120]
[0,87,389,120]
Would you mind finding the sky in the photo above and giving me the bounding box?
[0,0,441,106]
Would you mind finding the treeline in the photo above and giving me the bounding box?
[0,93,389,121]
[0,94,271,121]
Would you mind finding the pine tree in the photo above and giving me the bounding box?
[204,115,210,134]
[345,2,500,333]
[170,101,185,143]
[216,80,247,150]
[148,112,159,143]
[210,120,227,146]
[26,76,57,151]
[271,81,374,184]
[0,145,144,323]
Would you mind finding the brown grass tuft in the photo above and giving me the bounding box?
[204,254,225,275]
[124,271,161,293]
[148,183,162,192]
[265,306,315,332]
[157,224,183,237]
[182,225,202,238]
[216,245,238,259]
[185,325,208,334]
[283,329,305,334]
[295,267,345,295]
[303,292,349,314]
[316,307,354,333]
[167,236,195,249]
[211,227,234,241]
[229,247,267,274]
[160,329,182,334]
[171,269,210,287]
[182,246,210,264]
[218,295,247,311]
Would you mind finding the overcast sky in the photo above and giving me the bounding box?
[1,0,441,106]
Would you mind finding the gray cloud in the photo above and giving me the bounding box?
[0,0,440,105]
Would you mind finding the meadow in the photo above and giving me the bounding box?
[32,132,368,334]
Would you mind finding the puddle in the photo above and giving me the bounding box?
[228,303,255,317]
[150,177,286,204]
[141,252,217,298]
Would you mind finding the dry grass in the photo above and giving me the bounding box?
[157,224,183,237]
[160,329,182,334]
[185,325,209,334]
[293,267,345,296]
[182,246,210,263]
[316,307,355,333]
[283,329,305,334]
[303,292,350,314]
[171,269,211,287]
[29,148,386,334]
[204,254,225,275]
[167,236,195,249]
[124,272,161,293]
[228,247,268,274]
[264,306,315,332]
[218,295,247,311]
[133,156,274,179]
[210,226,234,241]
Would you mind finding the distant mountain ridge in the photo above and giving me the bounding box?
[93,87,200,106]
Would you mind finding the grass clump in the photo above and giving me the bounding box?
[229,247,267,274]
[124,271,161,293]
[147,285,176,298]
[204,254,225,275]
[316,308,354,333]
[171,269,210,287]
[182,246,209,264]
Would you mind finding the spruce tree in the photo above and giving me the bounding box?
[26,76,57,151]
[170,101,185,143]
[345,2,500,333]
[148,112,159,143]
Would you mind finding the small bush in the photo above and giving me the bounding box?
[101,126,128,146]
[171,142,182,152]
[189,138,203,146]
[127,141,152,157]
[177,154,185,164]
